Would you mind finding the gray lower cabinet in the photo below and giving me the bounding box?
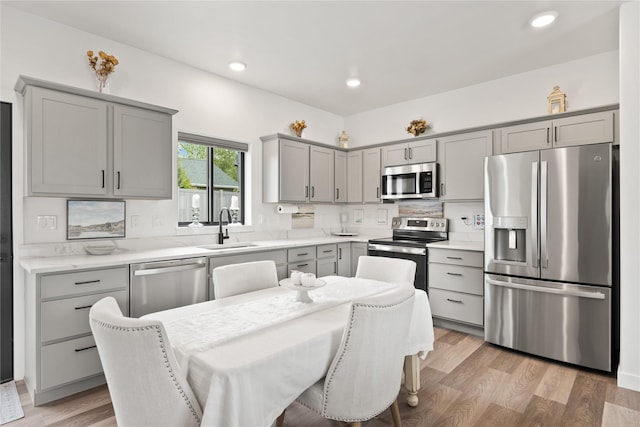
[25,266,129,405]
[337,243,351,276]
[316,244,338,277]
[428,248,484,334]
[287,246,317,275]
[209,249,288,298]
[350,242,368,276]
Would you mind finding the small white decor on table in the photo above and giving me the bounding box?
[280,272,326,303]
[189,194,203,228]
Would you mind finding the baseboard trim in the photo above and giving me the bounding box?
[617,369,640,391]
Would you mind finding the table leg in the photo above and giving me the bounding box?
[404,354,420,407]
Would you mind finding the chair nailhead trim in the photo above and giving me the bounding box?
[319,295,411,422]
[91,319,202,423]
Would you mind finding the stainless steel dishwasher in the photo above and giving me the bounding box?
[130,257,208,317]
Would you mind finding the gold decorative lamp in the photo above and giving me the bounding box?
[547,86,566,114]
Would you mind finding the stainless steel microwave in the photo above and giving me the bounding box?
[381,162,439,200]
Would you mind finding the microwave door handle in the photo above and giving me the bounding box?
[531,161,539,268]
[540,160,548,269]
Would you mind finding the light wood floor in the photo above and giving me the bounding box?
[10,327,640,426]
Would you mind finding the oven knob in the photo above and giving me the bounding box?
[429,222,434,227]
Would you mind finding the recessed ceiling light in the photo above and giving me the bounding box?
[530,11,558,28]
[346,78,361,88]
[229,61,246,71]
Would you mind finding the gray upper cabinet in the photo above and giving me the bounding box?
[262,134,342,204]
[382,138,436,167]
[347,151,363,203]
[27,88,110,196]
[500,111,614,154]
[17,76,177,199]
[309,145,334,203]
[439,130,493,200]
[363,148,382,203]
[334,151,347,203]
[279,139,310,202]
[113,105,172,198]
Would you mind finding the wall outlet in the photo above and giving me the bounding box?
[37,215,57,231]
[130,215,140,228]
[473,213,485,230]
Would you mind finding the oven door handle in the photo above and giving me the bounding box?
[368,244,426,256]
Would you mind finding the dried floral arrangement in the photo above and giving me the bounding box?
[87,50,119,81]
[406,119,428,136]
[290,120,307,137]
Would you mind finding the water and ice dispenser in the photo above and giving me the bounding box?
[492,217,528,263]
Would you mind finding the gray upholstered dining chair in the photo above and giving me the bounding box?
[89,297,202,427]
[277,285,415,427]
[211,260,279,299]
[355,255,417,287]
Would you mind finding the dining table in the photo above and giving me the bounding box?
[143,275,435,427]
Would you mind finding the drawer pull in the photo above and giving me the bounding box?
[322,250,333,253]
[446,256,463,260]
[74,305,93,310]
[446,272,463,277]
[75,345,97,353]
[297,253,309,256]
[297,263,309,267]
[74,279,101,285]
[446,298,463,304]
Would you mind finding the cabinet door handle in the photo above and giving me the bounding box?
[339,248,342,259]
[404,148,408,160]
[334,261,337,274]
[446,272,463,277]
[409,147,413,159]
[554,126,558,143]
[446,256,463,260]
[74,305,93,310]
[101,170,105,188]
[311,186,315,198]
[75,279,100,286]
[376,187,380,198]
[547,128,550,144]
[446,298,463,304]
[75,345,97,353]
[336,188,339,200]
[117,171,121,189]
[441,183,445,195]
[305,186,309,198]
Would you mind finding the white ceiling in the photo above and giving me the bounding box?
[6,1,622,116]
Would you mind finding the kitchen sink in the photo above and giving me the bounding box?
[198,243,259,250]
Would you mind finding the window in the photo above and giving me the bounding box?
[177,132,247,226]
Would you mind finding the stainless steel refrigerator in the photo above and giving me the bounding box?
[484,142,618,372]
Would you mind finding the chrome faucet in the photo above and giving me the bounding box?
[218,208,233,244]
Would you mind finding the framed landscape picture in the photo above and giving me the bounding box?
[67,200,126,240]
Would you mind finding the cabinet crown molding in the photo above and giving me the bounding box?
[15,75,178,115]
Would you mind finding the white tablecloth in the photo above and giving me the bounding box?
[144,276,434,427]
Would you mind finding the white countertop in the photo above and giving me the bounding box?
[19,235,375,274]
[426,240,484,252]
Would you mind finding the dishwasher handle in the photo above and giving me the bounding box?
[133,262,206,276]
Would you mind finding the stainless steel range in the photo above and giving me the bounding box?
[368,217,448,292]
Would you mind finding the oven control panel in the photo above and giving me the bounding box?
[391,217,448,232]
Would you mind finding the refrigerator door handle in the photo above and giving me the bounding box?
[486,278,606,300]
[540,161,548,268]
[531,161,539,268]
